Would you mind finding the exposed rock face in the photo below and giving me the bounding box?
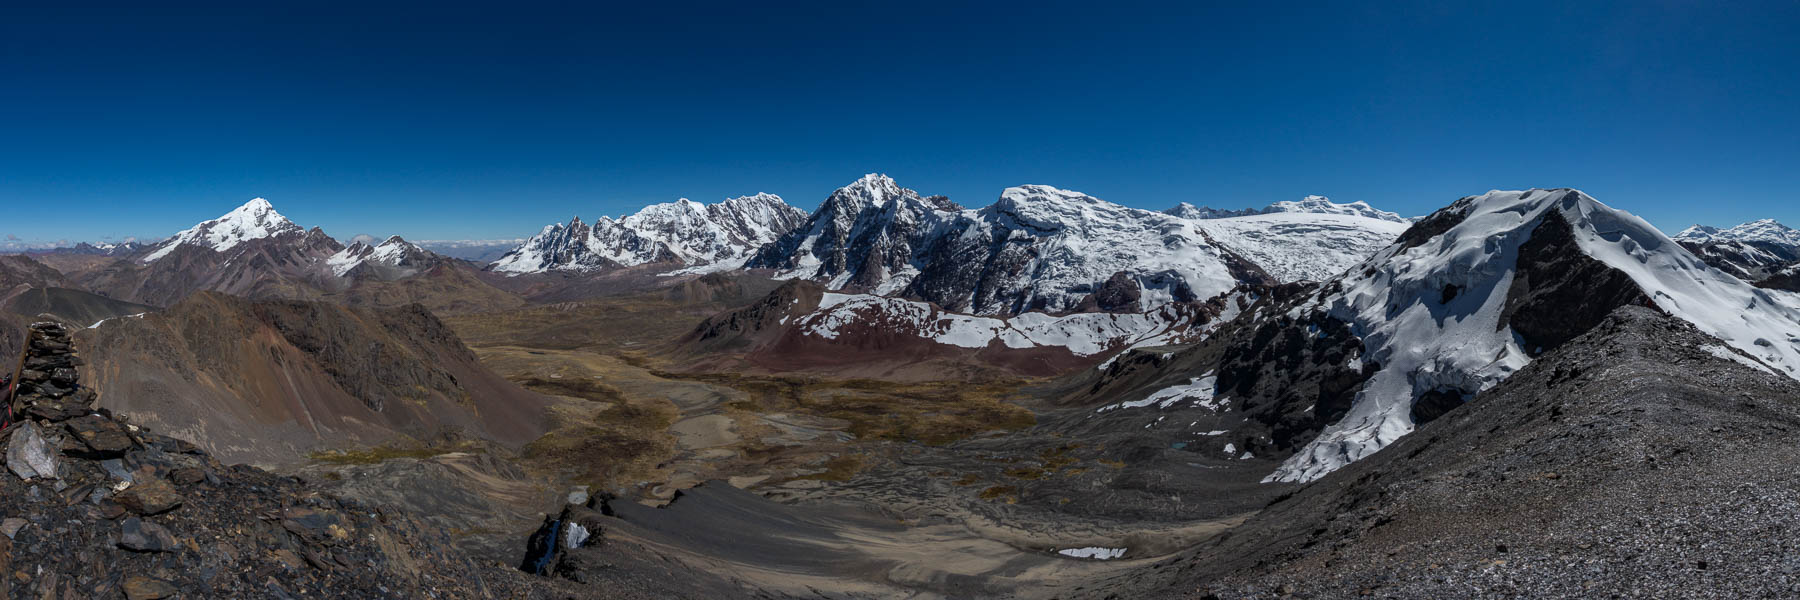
[1679,238,1800,281]
[1073,272,1144,313]
[1213,300,1373,454]
[1500,210,1652,355]
[750,174,1275,315]
[1757,262,1800,292]
[76,293,549,466]
[489,194,808,274]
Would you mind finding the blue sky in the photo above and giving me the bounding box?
[3,1,1797,245]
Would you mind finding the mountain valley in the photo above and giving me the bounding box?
[5,180,1799,599]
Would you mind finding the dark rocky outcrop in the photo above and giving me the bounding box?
[1214,303,1373,454]
[1501,209,1653,356]
[1072,272,1145,313]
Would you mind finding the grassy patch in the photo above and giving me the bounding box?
[979,485,1020,503]
[513,376,626,403]
[654,371,1036,446]
[309,441,482,465]
[785,454,864,483]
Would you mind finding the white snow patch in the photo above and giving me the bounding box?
[1701,344,1778,375]
[1096,373,1219,413]
[1057,547,1127,560]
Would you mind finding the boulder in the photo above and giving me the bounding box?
[5,422,60,480]
[281,507,353,546]
[64,414,136,458]
[118,517,178,553]
[23,403,87,423]
[116,477,184,515]
[121,576,178,600]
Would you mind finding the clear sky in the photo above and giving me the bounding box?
[3,1,1797,246]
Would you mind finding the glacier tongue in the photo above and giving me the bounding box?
[1267,189,1800,484]
[1191,212,1409,283]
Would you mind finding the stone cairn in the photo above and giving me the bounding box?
[3,322,96,429]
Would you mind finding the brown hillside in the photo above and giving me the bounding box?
[76,292,549,466]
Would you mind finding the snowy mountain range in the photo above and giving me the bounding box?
[488,194,806,274]
[1165,195,1412,224]
[328,235,440,278]
[747,175,1278,315]
[1671,219,1800,282]
[1674,219,1800,248]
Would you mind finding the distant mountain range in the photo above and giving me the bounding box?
[488,193,806,275]
[1165,194,1412,223]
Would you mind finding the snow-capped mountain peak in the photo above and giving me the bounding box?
[141,197,305,262]
[837,173,906,208]
[488,194,807,275]
[1263,195,1410,223]
[327,235,431,277]
[1266,188,1800,484]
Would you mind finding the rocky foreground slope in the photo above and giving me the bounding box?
[0,322,580,599]
[1087,306,1800,599]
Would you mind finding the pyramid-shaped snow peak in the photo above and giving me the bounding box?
[1266,188,1800,483]
[141,198,305,262]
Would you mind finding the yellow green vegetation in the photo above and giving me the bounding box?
[655,370,1036,445]
[979,485,1020,503]
[511,375,627,404]
[522,399,680,491]
[999,444,1086,481]
[787,454,864,482]
[309,440,483,465]
[445,291,750,352]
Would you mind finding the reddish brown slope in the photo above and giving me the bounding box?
[77,292,549,466]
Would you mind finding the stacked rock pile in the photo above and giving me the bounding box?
[5,322,95,426]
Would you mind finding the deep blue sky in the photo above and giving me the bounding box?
[3,1,1797,246]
